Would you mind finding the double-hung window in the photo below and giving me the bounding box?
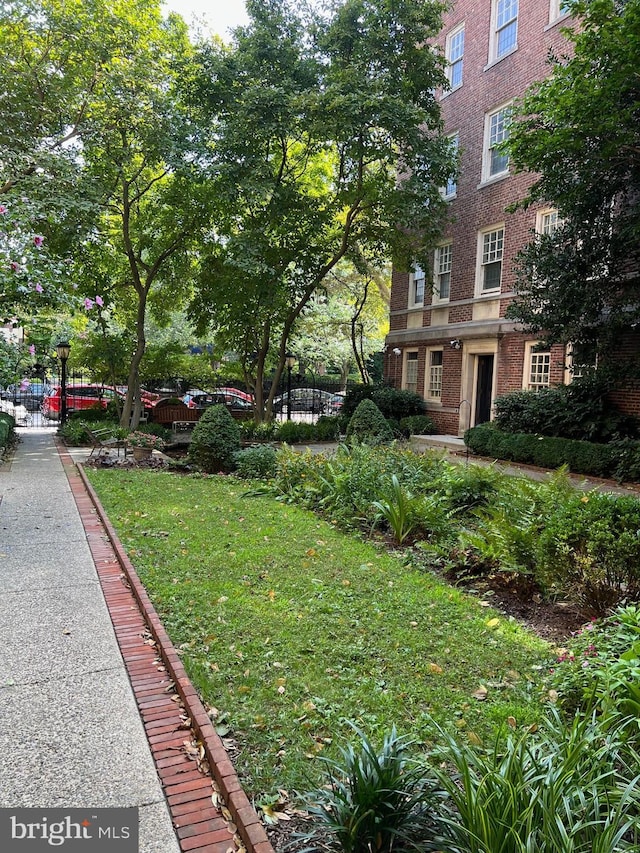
[538,209,559,237]
[434,243,452,302]
[404,351,419,394]
[409,266,425,307]
[443,133,459,199]
[479,227,504,293]
[427,350,443,400]
[483,105,511,180]
[549,0,570,24]
[525,345,551,390]
[446,25,465,90]
[493,0,518,60]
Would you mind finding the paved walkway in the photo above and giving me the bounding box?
[0,429,272,853]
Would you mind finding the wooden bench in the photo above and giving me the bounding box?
[86,427,129,459]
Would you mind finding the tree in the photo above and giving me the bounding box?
[507,0,640,375]
[0,0,108,317]
[288,260,389,387]
[188,0,452,420]
[70,1,212,427]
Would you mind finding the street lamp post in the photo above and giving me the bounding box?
[285,353,296,421]
[56,341,71,426]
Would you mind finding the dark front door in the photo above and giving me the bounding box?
[474,355,494,425]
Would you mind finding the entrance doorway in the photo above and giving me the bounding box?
[474,354,494,425]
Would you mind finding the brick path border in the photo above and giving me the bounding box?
[57,441,274,853]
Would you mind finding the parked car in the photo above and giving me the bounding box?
[272,388,337,414]
[42,384,119,419]
[183,387,254,409]
[2,380,50,412]
[186,392,254,421]
[324,393,345,414]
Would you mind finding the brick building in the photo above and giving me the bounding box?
[385,0,575,436]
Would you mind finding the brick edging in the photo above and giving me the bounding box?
[69,451,274,853]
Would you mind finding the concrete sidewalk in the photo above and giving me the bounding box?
[0,428,180,852]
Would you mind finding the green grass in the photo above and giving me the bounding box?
[86,469,550,798]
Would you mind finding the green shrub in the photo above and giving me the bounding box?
[234,445,278,480]
[276,420,316,444]
[399,414,436,436]
[241,420,278,441]
[346,399,394,445]
[535,492,640,613]
[464,424,627,480]
[315,415,341,441]
[494,381,639,442]
[342,385,427,421]
[59,419,125,446]
[0,412,14,450]
[188,404,241,473]
[303,725,438,853]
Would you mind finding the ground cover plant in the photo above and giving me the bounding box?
[86,467,549,798]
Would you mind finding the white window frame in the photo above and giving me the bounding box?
[536,208,560,236]
[445,24,465,91]
[549,0,570,24]
[489,0,518,63]
[476,225,504,296]
[404,350,419,394]
[408,265,425,308]
[481,103,511,183]
[442,133,459,199]
[433,242,452,304]
[426,348,443,401]
[523,342,551,391]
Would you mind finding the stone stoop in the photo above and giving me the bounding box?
[409,434,467,455]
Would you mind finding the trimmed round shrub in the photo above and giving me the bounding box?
[234,445,278,479]
[346,399,394,445]
[188,404,241,473]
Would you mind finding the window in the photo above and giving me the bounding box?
[527,348,551,390]
[427,350,443,400]
[537,208,559,236]
[483,105,511,181]
[549,0,570,23]
[409,266,425,307]
[446,25,465,90]
[443,133,459,198]
[478,227,504,293]
[405,351,419,394]
[434,243,452,302]
[492,0,518,60]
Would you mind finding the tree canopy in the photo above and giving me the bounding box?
[507,0,640,374]
[187,0,453,418]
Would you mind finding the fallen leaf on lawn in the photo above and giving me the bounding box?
[472,685,488,701]
[217,596,228,604]
[507,716,517,728]
[467,731,482,746]
[548,689,559,703]
[428,662,443,674]
[486,618,500,629]
[268,589,276,601]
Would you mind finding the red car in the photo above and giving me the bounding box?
[42,385,159,419]
[42,384,118,419]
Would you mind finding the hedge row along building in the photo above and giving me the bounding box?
[385,0,578,436]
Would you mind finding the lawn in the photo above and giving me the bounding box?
[86,468,551,798]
